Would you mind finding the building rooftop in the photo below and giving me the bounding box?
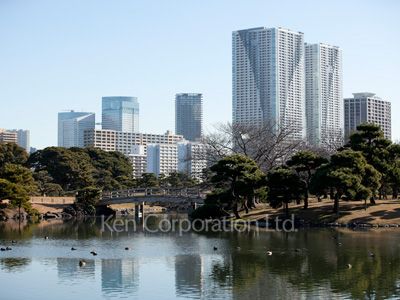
[352,92,377,98]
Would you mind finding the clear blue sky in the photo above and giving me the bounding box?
[1,0,399,148]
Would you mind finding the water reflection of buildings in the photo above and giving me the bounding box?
[101,259,139,296]
[175,254,232,299]
[57,258,95,280]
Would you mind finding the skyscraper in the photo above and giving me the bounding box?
[305,43,343,147]
[175,93,203,141]
[344,93,391,140]
[232,27,305,139]
[102,96,139,133]
[58,111,95,147]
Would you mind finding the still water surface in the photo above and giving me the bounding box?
[1,216,400,300]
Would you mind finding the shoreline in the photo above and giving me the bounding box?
[3,198,400,230]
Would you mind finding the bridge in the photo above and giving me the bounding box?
[99,187,207,206]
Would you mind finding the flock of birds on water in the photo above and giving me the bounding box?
[0,235,378,270]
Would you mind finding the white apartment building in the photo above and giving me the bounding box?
[344,93,391,140]
[83,129,184,155]
[58,111,95,148]
[177,141,208,181]
[232,27,305,139]
[128,145,147,179]
[305,43,343,147]
[147,144,178,176]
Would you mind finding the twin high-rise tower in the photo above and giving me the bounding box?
[232,27,343,146]
[232,27,306,140]
[305,43,343,145]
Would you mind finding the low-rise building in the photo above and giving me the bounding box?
[83,129,184,155]
[0,129,18,144]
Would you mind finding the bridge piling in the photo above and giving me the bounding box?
[135,202,144,218]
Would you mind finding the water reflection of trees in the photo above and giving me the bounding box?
[0,258,31,272]
[0,218,102,240]
[208,229,400,299]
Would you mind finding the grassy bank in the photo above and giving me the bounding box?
[240,198,400,226]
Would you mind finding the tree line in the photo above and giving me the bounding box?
[0,145,200,215]
[194,123,400,219]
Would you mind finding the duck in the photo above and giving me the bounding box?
[90,251,98,256]
[79,260,86,267]
[213,246,218,251]
[5,247,11,251]
[71,247,77,251]
[125,247,130,250]
[0,248,5,251]
[266,251,272,256]
[369,252,375,257]
[347,264,352,269]
[44,236,49,240]
[11,240,17,244]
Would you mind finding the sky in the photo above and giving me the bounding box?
[0,0,399,149]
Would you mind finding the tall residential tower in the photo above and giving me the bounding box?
[102,96,139,133]
[305,43,343,147]
[175,93,203,141]
[232,27,305,139]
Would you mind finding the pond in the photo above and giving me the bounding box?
[0,215,400,299]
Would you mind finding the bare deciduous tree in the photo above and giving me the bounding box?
[202,122,304,171]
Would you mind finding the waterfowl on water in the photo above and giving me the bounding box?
[266,251,272,256]
[79,260,86,267]
[71,247,77,251]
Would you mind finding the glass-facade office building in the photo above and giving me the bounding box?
[102,96,139,133]
[175,93,203,141]
[58,111,95,147]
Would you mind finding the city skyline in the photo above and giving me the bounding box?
[0,0,399,148]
